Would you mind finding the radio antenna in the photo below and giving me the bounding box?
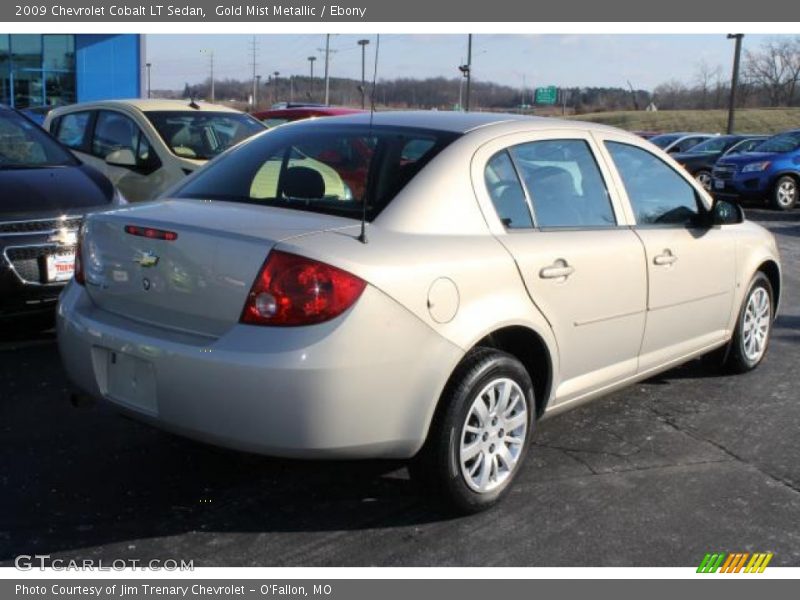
[358,34,380,245]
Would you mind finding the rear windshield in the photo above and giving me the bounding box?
[145,111,265,160]
[754,131,800,154]
[0,110,78,168]
[173,124,459,221]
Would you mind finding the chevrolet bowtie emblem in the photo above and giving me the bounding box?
[48,228,78,247]
[134,251,160,268]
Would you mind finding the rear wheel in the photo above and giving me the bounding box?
[725,273,774,373]
[411,348,535,514]
[771,175,798,210]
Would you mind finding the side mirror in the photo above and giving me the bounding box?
[710,199,744,225]
[105,148,136,168]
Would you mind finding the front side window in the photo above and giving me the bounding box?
[92,111,139,158]
[55,111,91,151]
[174,124,457,221]
[484,150,532,229]
[605,141,702,227]
[0,109,77,167]
[146,111,265,160]
[510,139,616,228]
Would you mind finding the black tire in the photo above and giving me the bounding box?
[771,175,798,210]
[724,272,774,374]
[411,347,535,514]
[694,170,713,192]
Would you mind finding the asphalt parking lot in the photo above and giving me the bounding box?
[1,207,799,568]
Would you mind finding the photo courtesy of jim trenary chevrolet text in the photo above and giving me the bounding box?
[1,0,799,595]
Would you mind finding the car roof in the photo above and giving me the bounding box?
[290,110,622,135]
[50,98,243,115]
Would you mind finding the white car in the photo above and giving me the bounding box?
[58,112,781,513]
[44,99,265,202]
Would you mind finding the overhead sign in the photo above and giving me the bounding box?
[534,86,558,105]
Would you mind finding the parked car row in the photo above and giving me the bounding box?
[641,128,800,210]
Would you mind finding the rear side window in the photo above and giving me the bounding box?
[484,150,533,229]
[55,111,92,151]
[174,125,458,221]
[510,139,616,228]
[605,141,701,226]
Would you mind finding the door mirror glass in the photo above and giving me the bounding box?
[105,148,136,168]
[710,199,744,225]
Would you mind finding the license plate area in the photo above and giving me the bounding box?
[96,348,158,415]
[45,252,75,282]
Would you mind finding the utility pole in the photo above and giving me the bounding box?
[289,76,294,102]
[273,71,280,104]
[358,39,370,109]
[727,33,744,134]
[307,56,316,100]
[250,36,258,109]
[145,62,151,98]
[255,74,261,109]
[459,34,473,112]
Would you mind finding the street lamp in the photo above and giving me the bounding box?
[255,74,261,108]
[358,39,370,109]
[727,34,744,134]
[273,71,280,104]
[307,56,316,100]
[200,49,214,103]
[145,62,151,99]
[460,34,473,112]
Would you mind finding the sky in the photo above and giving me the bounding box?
[145,34,779,92]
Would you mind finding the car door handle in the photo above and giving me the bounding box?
[539,262,575,279]
[653,250,678,266]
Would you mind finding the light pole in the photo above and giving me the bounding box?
[323,34,331,105]
[459,34,472,111]
[727,34,744,134]
[199,49,214,103]
[273,71,280,104]
[358,39,369,109]
[255,74,261,109]
[307,56,316,100]
[145,62,151,98]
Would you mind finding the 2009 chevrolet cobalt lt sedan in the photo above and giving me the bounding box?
[58,112,781,513]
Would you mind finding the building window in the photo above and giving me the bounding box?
[0,35,76,109]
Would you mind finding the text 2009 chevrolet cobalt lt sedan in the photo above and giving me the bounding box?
[58,112,781,513]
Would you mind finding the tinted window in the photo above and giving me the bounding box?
[484,150,532,229]
[675,136,707,152]
[753,131,800,153]
[510,139,616,228]
[146,111,265,160]
[726,138,765,155]
[606,141,701,226]
[174,125,458,221]
[0,109,77,167]
[688,136,732,153]
[649,134,681,149]
[55,111,91,150]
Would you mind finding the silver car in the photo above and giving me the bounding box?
[57,112,781,513]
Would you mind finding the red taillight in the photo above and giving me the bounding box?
[241,250,366,326]
[125,225,178,241]
[74,227,85,285]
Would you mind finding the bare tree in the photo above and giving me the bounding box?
[744,37,800,106]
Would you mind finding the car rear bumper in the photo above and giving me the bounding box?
[57,281,463,459]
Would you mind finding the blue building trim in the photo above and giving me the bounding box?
[75,34,142,102]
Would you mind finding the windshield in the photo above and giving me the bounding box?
[0,110,78,168]
[145,111,265,160]
[649,134,681,148]
[753,131,800,154]
[173,124,459,221]
[687,136,734,154]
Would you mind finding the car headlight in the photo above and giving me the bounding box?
[741,161,771,173]
[113,188,129,205]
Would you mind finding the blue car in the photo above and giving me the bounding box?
[712,129,800,210]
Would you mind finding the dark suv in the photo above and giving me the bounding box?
[0,105,124,327]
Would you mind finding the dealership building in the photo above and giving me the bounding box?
[0,34,144,109]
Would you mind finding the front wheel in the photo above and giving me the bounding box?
[411,348,535,514]
[771,175,798,210]
[694,170,713,191]
[725,272,774,373]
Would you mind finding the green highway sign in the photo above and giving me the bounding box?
[534,86,558,105]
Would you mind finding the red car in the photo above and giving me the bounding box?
[252,104,364,128]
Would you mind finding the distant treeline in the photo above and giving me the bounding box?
[156,36,800,114]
